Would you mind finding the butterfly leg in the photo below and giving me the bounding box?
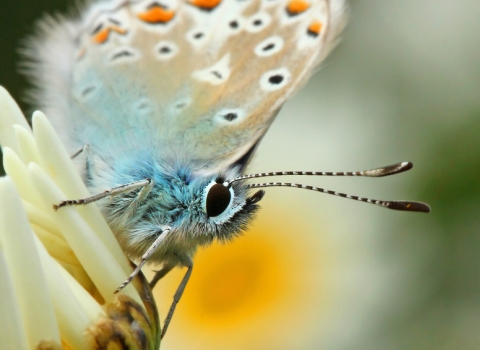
[52,178,152,210]
[70,144,97,183]
[70,144,89,159]
[115,226,172,293]
[121,180,154,221]
[149,263,175,290]
[161,255,193,339]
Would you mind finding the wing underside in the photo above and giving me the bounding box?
[24,0,346,172]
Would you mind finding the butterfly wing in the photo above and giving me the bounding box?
[25,0,346,172]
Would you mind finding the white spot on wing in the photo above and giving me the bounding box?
[186,28,208,48]
[254,36,284,57]
[174,97,191,111]
[297,15,327,50]
[215,108,246,124]
[245,12,271,33]
[193,54,231,85]
[259,67,291,91]
[106,47,140,65]
[77,85,97,100]
[226,17,244,35]
[154,40,178,60]
[133,98,153,115]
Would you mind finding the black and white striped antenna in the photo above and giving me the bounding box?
[227,162,430,213]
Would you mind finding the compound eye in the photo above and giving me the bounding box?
[206,183,232,217]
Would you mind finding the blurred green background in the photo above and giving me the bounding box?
[1,1,479,349]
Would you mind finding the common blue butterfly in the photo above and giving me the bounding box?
[24,0,430,338]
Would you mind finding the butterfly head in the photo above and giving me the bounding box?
[169,167,265,242]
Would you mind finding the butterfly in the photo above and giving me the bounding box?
[24,0,429,338]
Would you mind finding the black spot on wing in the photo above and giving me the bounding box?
[108,17,121,25]
[263,43,275,51]
[212,71,222,79]
[268,75,284,84]
[91,23,103,35]
[223,113,237,121]
[81,86,96,97]
[111,50,134,61]
[159,46,171,53]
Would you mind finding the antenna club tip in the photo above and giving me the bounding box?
[395,161,413,173]
[388,201,431,213]
[411,202,431,213]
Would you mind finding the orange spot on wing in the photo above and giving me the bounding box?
[189,0,222,10]
[137,5,175,23]
[286,0,310,16]
[307,20,323,37]
[93,28,111,44]
[92,25,127,44]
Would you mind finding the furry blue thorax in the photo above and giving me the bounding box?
[78,150,262,266]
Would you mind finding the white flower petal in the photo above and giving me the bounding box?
[0,87,31,154]
[0,177,60,348]
[3,147,44,207]
[0,248,29,350]
[33,235,101,348]
[13,125,41,165]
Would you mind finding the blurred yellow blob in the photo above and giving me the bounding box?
[182,232,286,323]
[153,199,332,349]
